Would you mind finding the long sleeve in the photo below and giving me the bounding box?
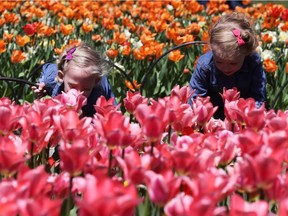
[248,54,266,106]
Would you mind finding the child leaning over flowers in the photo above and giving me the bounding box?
[32,43,116,117]
[189,12,266,120]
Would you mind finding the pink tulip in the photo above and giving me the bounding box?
[0,135,28,176]
[0,166,62,216]
[192,96,218,127]
[0,103,23,136]
[134,102,170,142]
[123,91,148,114]
[54,89,87,113]
[170,85,191,104]
[53,109,93,142]
[93,111,137,148]
[220,87,240,102]
[164,192,217,216]
[279,198,288,216]
[230,194,269,216]
[76,174,141,216]
[94,95,120,117]
[144,170,171,205]
[59,138,91,176]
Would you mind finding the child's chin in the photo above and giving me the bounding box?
[223,71,235,76]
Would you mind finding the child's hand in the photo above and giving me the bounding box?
[32,82,47,98]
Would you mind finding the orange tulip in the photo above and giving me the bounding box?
[4,13,18,24]
[113,31,127,45]
[82,23,93,33]
[286,62,288,74]
[263,58,278,73]
[54,47,64,55]
[60,23,73,35]
[92,34,102,42]
[0,40,7,54]
[168,50,184,62]
[101,18,115,30]
[261,34,273,43]
[3,33,13,42]
[125,80,141,92]
[0,18,5,27]
[11,50,26,63]
[62,7,75,19]
[281,22,288,32]
[122,44,131,56]
[151,20,168,33]
[122,17,136,32]
[106,49,118,59]
[133,49,145,61]
[44,26,57,37]
[15,35,30,47]
[34,8,46,18]
[242,0,251,6]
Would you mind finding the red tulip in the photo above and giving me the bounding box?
[22,23,37,36]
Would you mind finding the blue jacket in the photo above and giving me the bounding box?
[189,51,266,120]
[39,63,115,117]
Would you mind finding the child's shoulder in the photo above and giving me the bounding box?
[42,63,58,76]
[246,52,262,65]
[198,51,213,65]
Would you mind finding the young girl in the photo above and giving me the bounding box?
[189,12,266,120]
[32,43,115,117]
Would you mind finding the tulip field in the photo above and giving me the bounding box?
[2,1,288,216]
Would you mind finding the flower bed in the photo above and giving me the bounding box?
[1,86,288,215]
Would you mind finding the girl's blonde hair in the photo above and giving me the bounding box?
[58,43,108,79]
[209,12,258,60]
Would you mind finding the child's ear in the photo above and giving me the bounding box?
[57,70,64,82]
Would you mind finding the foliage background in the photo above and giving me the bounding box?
[0,0,288,111]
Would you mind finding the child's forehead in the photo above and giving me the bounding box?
[213,51,245,62]
[65,65,97,77]
[66,65,93,73]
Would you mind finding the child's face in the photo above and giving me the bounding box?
[213,53,245,76]
[62,66,98,97]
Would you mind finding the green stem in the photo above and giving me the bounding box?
[150,142,155,156]
[122,148,125,159]
[108,149,113,177]
[167,125,172,144]
[30,142,34,169]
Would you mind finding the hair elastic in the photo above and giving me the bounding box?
[232,29,245,46]
[65,47,76,60]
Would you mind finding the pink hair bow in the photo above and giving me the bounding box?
[232,29,245,46]
[65,47,76,60]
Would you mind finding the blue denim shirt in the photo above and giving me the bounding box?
[189,51,266,120]
[39,63,115,117]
